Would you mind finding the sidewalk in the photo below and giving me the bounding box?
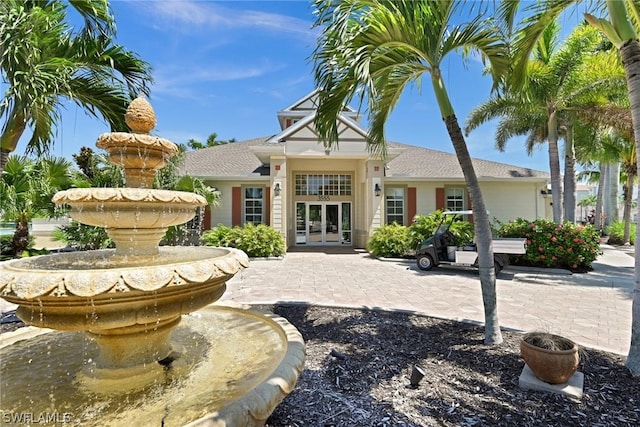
[1,245,634,355]
[221,244,634,355]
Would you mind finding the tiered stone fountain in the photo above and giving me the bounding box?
[0,98,305,426]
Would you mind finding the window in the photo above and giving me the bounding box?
[244,187,263,224]
[295,174,352,196]
[386,187,404,225]
[446,188,465,212]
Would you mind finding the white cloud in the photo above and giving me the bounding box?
[133,0,317,41]
[150,60,285,99]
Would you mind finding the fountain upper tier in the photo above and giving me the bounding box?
[52,187,207,256]
[53,97,206,256]
[95,96,179,188]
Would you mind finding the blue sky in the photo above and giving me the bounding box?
[23,1,585,172]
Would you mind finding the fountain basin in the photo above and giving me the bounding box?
[0,247,249,388]
[0,303,306,426]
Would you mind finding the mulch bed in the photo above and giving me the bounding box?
[259,304,639,427]
[2,305,638,426]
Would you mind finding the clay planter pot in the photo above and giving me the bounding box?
[520,332,579,384]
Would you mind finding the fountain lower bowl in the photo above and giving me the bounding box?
[0,246,250,386]
[0,304,306,427]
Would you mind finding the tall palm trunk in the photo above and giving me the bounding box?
[622,171,635,245]
[596,163,607,232]
[548,108,563,223]
[432,69,501,345]
[620,37,640,374]
[445,115,502,345]
[563,125,576,223]
[605,162,620,228]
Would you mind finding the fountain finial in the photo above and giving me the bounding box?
[125,96,156,134]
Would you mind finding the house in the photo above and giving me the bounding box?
[183,91,550,249]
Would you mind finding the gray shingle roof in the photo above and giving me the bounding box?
[385,142,548,180]
[182,137,272,177]
[182,138,548,181]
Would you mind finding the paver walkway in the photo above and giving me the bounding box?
[221,244,635,355]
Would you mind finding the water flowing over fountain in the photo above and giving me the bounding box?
[0,98,305,426]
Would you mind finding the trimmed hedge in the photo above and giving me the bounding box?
[201,223,285,257]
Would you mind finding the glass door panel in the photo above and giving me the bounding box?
[295,202,306,244]
[308,204,322,243]
[341,202,351,244]
[325,204,339,243]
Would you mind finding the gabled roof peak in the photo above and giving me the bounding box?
[276,90,360,130]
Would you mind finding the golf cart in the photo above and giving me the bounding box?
[415,211,526,274]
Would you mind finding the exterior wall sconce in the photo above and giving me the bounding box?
[274,182,281,196]
[374,183,382,197]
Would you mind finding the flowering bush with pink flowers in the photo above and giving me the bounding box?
[498,218,602,271]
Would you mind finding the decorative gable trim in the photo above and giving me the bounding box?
[268,112,369,144]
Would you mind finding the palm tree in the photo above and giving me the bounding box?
[0,0,152,172]
[508,0,640,374]
[466,22,615,223]
[0,154,74,256]
[312,0,510,345]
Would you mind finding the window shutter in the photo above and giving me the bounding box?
[232,187,242,226]
[408,187,417,223]
[436,188,445,211]
[203,205,211,230]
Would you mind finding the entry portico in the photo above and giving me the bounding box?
[183,90,550,249]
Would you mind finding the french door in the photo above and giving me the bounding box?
[296,202,351,245]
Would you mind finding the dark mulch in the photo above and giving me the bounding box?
[258,304,639,427]
[2,305,638,426]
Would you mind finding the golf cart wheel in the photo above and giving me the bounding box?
[417,254,434,271]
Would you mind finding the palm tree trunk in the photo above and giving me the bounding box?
[596,163,607,232]
[620,37,640,375]
[0,107,27,173]
[563,126,576,223]
[622,171,634,245]
[547,108,563,223]
[606,162,620,229]
[0,148,9,174]
[12,219,30,257]
[444,115,503,346]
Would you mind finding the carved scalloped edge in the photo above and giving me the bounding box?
[0,248,249,300]
[96,132,178,155]
[52,188,207,206]
[185,304,306,427]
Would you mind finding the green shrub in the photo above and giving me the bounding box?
[0,234,13,260]
[498,218,601,271]
[606,221,636,245]
[0,233,40,259]
[53,222,112,250]
[201,224,233,247]
[408,211,474,249]
[201,223,285,257]
[408,212,444,249]
[449,220,475,246]
[367,223,411,258]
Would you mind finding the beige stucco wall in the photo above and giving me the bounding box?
[388,180,547,224]
[204,176,548,248]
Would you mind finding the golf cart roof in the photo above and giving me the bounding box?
[443,210,473,216]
